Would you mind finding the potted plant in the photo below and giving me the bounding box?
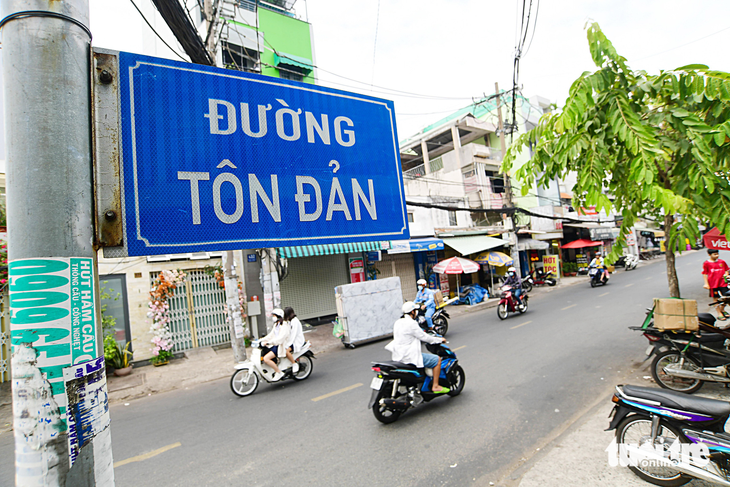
[106,340,133,376]
[563,262,578,276]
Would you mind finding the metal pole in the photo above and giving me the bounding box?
[222,251,247,362]
[2,1,114,485]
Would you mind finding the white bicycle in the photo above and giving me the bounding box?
[230,340,315,396]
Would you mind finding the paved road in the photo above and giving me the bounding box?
[0,250,712,486]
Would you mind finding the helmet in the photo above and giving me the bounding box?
[402,301,419,315]
[595,251,602,256]
[271,308,284,318]
[507,267,516,275]
[417,279,427,286]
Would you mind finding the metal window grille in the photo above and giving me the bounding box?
[429,157,443,173]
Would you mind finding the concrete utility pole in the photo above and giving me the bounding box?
[222,252,247,361]
[495,82,521,277]
[3,0,114,485]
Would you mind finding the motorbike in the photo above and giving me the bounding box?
[230,339,315,396]
[608,384,730,486]
[632,301,730,394]
[588,265,609,287]
[497,285,528,320]
[625,254,640,271]
[417,305,450,336]
[368,334,465,423]
[524,268,557,292]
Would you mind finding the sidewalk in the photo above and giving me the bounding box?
[105,321,345,404]
[508,376,719,487]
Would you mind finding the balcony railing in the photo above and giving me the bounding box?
[403,164,426,179]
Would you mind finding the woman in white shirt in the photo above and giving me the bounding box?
[284,307,305,373]
[260,308,291,381]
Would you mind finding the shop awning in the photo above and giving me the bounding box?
[274,52,314,72]
[441,235,506,256]
[517,237,549,250]
[561,238,603,249]
[277,241,385,258]
[638,228,665,237]
[388,238,444,254]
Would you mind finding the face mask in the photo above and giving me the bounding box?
[418,285,424,290]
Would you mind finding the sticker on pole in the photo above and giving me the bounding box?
[9,258,100,423]
[118,52,409,256]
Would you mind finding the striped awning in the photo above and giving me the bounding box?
[277,241,386,259]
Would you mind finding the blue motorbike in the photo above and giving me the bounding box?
[367,336,465,423]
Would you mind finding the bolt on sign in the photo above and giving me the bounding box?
[117,52,409,256]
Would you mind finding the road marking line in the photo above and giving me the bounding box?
[114,442,181,468]
[561,304,577,310]
[311,383,363,402]
[645,277,652,281]
[595,305,602,308]
[625,283,634,288]
[599,292,609,297]
[510,321,532,330]
[452,345,467,351]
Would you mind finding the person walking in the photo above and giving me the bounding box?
[702,249,730,320]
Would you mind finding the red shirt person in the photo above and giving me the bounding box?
[703,248,730,320]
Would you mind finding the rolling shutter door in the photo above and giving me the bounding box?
[377,253,417,302]
[279,254,349,320]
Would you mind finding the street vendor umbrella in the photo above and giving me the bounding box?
[704,227,730,250]
[432,257,480,300]
[474,251,513,267]
[561,238,603,249]
[473,251,513,296]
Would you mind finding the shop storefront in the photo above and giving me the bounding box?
[441,234,509,296]
[277,242,387,320]
[377,238,444,300]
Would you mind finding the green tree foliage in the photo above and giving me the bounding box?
[503,22,730,297]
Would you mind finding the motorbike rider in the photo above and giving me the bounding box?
[414,278,436,329]
[386,302,449,394]
[283,307,305,373]
[589,251,609,282]
[503,267,524,305]
[260,308,291,381]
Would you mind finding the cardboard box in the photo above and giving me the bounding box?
[653,298,699,331]
[434,290,445,307]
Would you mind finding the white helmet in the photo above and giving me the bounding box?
[271,308,284,318]
[417,279,427,286]
[402,301,419,314]
[508,267,516,273]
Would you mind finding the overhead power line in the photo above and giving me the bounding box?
[405,200,614,224]
[129,0,188,62]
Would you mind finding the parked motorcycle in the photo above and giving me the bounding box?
[527,268,557,290]
[588,266,609,287]
[230,340,315,396]
[632,303,730,394]
[625,254,639,271]
[368,334,465,423]
[497,285,528,320]
[416,306,450,336]
[608,384,730,486]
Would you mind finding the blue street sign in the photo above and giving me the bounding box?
[118,52,409,256]
[247,253,257,263]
